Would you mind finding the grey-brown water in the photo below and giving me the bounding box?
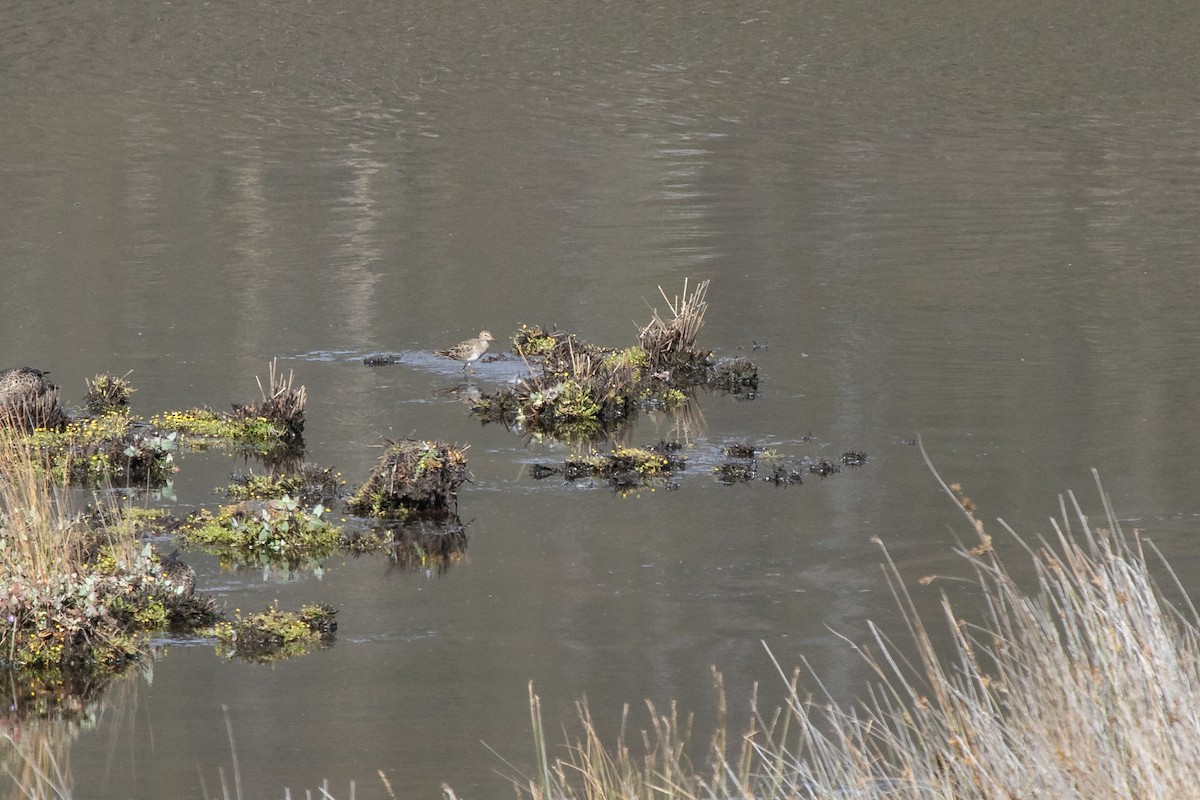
[3,0,1200,796]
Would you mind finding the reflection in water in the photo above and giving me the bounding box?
[0,665,148,800]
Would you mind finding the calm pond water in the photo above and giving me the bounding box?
[3,0,1200,796]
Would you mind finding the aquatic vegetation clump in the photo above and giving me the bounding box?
[715,442,803,486]
[345,438,468,518]
[0,431,209,683]
[28,416,178,487]
[83,371,137,414]
[511,323,566,357]
[224,464,344,504]
[147,363,307,456]
[4,366,312,488]
[474,280,756,442]
[842,450,868,467]
[553,443,686,492]
[151,408,283,448]
[808,458,841,477]
[208,602,337,663]
[181,496,343,568]
[228,359,307,445]
[1,544,181,673]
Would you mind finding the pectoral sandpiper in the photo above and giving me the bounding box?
[436,330,495,371]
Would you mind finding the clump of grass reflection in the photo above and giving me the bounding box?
[507,466,1200,799]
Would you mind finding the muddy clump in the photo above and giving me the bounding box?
[345,438,468,519]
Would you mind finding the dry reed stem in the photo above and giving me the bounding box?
[638,279,710,365]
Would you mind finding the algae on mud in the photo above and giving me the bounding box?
[531,441,688,493]
[208,602,337,663]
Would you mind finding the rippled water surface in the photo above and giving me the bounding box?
[3,0,1200,796]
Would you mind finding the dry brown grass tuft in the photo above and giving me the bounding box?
[638,278,710,370]
[230,359,307,441]
[0,424,89,586]
[507,456,1200,800]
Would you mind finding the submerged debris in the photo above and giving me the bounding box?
[807,458,841,477]
[763,463,804,486]
[842,451,869,467]
[720,442,757,459]
[528,463,561,480]
[362,353,402,366]
[715,459,758,484]
[715,440,762,484]
[713,438,868,486]
[345,438,468,519]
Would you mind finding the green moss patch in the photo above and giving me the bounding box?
[207,602,337,663]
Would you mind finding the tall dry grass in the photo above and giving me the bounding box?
[511,464,1200,800]
[0,421,88,587]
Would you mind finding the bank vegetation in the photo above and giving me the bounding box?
[507,465,1200,800]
